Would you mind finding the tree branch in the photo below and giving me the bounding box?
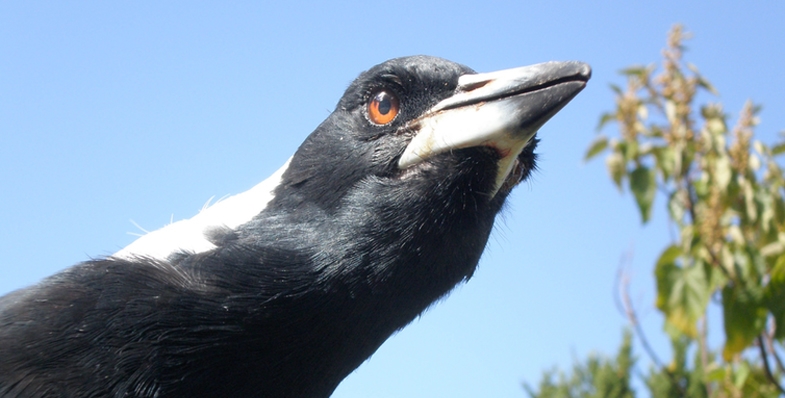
[765,323,785,375]
[680,174,734,282]
[616,267,691,395]
[618,270,664,369]
[758,335,785,395]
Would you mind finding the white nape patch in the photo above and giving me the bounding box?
[112,158,292,261]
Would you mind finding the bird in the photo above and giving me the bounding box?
[0,55,590,397]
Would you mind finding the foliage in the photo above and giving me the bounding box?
[528,25,785,397]
[524,331,635,398]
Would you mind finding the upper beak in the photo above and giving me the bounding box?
[398,61,591,194]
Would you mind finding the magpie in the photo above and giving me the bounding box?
[0,56,590,397]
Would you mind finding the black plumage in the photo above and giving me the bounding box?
[0,56,589,397]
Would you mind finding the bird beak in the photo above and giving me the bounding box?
[398,61,591,194]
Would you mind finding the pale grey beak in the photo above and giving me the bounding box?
[398,61,591,194]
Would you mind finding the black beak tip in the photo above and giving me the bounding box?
[578,62,592,81]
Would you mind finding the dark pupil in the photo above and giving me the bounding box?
[376,93,391,115]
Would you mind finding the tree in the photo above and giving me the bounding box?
[527,25,785,397]
[524,330,635,398]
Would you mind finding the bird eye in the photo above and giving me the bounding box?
[367,90,400,125]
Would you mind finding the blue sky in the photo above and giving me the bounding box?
[2,2,784,397]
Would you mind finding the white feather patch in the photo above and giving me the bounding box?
[113,158,291,261]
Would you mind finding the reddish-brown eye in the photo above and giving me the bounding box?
[367,90,400,125]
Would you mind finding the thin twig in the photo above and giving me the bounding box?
[758,335,785,395]
[765,323,785,375]
[618,270,691,396]
[612,250,662,366]
[697,316,711,398]
[619,271,664,368]
[613,254,630,317]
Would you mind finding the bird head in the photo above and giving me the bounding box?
[270,56,590,214]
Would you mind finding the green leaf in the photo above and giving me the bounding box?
[655,245,683,311]
[657,245,683,269]
[742,179,757,221]
[693,174,709,197]
[749,153,761,171]
[733,361,750,389]
[714,155,732,191]
[722,284,767,360]
[667,190,685,225]
[653,146,675,180]
[705,366,726,382]
[706,254,729,292]
[655,246,710,338]
[637,103,648,120]
[696,75,718,95]
[619,65,648,78]
[706,114,726,136]
[776,198,785,227]
[759,189,776,235]
[765,255,785,340]
[630,166,656,223]
[665,100,677,124]
[596,112,616,132]
[584,135,609,162]
[771,142,785,156]
[760,240,785,258]
[621,140,639,162]
[606,152,625,190]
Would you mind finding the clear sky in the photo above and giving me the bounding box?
[1,2,784,397]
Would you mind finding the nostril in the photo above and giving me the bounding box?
[459,79,492,93]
